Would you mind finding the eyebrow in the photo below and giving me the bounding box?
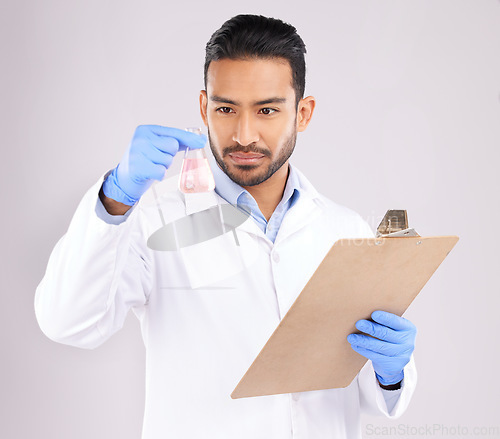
[210,95,287,106]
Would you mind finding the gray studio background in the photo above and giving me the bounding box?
[1,1,499,438]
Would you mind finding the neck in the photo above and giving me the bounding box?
[243,162,290,221]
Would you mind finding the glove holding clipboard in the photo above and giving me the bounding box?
[348,210,419,388]
[349,310,417,387]
[231,210,458,399]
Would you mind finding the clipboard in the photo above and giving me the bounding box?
[231,234,459,399]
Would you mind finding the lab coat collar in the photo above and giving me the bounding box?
[290,165,322,203]
[274,192,324,245]
[272,166,327,244]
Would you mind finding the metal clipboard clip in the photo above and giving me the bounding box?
[376,210,420,238]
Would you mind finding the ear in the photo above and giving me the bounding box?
[199,90,208,127]
[296,96,316,132]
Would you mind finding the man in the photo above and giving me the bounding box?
[35,14,417,438]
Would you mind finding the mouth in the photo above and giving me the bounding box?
[228,152,266,165]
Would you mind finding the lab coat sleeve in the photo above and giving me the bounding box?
[34,176,152,349]
[357,355,417,418]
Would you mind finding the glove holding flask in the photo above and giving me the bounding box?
[103,125,207,206]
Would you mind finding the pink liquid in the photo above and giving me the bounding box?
[179,158,215,193]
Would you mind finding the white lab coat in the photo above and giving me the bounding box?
[35,166,417,439]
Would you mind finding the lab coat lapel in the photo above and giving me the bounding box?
[275,196,323,244]
[274,166,326,244]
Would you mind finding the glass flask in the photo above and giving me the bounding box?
[178,127,215,193]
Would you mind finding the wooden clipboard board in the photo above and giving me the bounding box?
[231,235,459,399]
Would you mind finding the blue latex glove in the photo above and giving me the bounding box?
[347,310,416,386]
[102,125,206,205]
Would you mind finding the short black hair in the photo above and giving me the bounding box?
[204,14,307,106]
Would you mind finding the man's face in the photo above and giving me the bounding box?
[200,58,301,187]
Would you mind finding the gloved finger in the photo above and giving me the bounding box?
[347,334,407,357]
[133,161,168,182]
[350,344,406,385]
[348,343,396,364]
[355,319,403,344]
[148,162,168,182]
[371,311,416,333]
[139,125,207,150]
[139,142,177,168]
[143,134,181,156]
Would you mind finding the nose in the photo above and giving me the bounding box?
[232,112,259,146]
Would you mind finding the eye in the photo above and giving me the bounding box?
[259,108,277,115]
[216,107,234,114]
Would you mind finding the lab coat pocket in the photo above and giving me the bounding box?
[179,228,258,289]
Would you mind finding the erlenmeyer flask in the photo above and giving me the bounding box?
[178,127,215,193]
